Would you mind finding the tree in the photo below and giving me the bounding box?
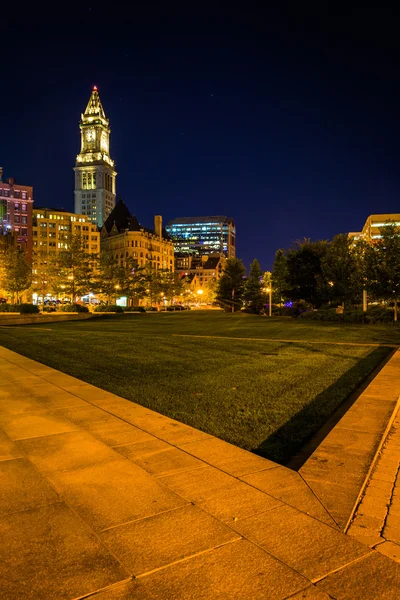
[285,239,329,307]
[364,222,400,321]
[243,259,266,313]
[56,233,95,300]
[216,258,246,312]
[320,234,363,307]
[2,249,32,303]
[94,251,125,304]
[272,249,289,304]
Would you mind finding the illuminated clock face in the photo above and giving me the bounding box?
[86,129,95,142]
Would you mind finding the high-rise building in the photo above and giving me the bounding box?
[31,208,100,302]
[32,208,100,257]
[0,168,34,260]
[165,216,236,260]
[74,87,117,228]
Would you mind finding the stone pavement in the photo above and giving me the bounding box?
[1,345,400,599]
[348,408,400,560]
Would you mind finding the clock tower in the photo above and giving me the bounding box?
[74,87,117,227]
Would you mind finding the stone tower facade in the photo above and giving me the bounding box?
[74,87,117,227]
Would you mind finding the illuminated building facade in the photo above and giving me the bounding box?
[74,87,117,227]
[179,255,226,288]
[32,208,100,256]
[165,216,236,260]
[101,198,174,271]
[349,214,400,242]
[0,168,33,260]
[32,208,100,293]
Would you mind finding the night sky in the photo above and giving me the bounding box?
[2,5,400,270]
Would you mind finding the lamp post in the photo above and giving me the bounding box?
[266,287,272,317]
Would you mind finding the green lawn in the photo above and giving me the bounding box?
[0,311,395,463]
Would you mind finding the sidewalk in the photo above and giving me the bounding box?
[1,345,400,599]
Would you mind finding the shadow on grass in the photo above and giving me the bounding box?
[254,346,393,468]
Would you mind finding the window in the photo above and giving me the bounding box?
[14,215,20,223]
[21,204,27,212]
[14,191,20,199]
[14,202,20,210]
[4,189,9,197]
[21,228,27,236]
[21,216,27,224]
[21,191,27,200]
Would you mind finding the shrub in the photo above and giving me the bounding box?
[17,304,40,314]
[124,306,146,313]
[59,303,89,313]
[41,306,56,313]
[0,303,15,312]
[298,306,396,324]
[94,304,124,313]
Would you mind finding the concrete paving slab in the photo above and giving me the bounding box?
[0,410,78,440]
[47,457,188,531]
[101,504,241,575]
[18,430,119,472]
[87,540,309,600]
[376,541,400,563]
[0,428,23,462]
[317,552,400,599]
[86,420,156,447]
[0,457,59,516]
[284,587,333,599]
[161,465,282,523]
[179,436,276,476]
[300,477,363,529]
[241,466,337,527]
[0,502,128,600]
[233,504,369,581]
[115,439,205,477]
[0,395,51,415]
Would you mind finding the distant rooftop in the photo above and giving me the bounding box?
[166,216,234,226]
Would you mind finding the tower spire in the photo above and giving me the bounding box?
[83,86,107,121]
[74,87,117,228]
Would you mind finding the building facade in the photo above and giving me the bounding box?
[32,208,100,295]
[165,216,236,260]
[349,214,400,243]
[101,198,174,271]
[74,87,117,228]
[0,168,34,260]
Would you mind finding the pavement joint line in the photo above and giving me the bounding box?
[310,550,375,585]
[297,471,341,530]
[98,503,193,533]
[75,577,134,600]
[171,333,399,347]
[344,392,400,533]
[133,537,244,580]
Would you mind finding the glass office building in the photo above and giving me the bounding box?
[165,216,236,259]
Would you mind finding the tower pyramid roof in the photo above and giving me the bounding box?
[83,86,107,120]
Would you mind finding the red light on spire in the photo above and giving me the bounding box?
[93,85,98,91]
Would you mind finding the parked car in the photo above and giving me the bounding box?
[145,306,158,312]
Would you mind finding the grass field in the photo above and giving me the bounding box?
[0,311,396,463]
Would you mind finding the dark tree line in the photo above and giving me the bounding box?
[272,223,400,320]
